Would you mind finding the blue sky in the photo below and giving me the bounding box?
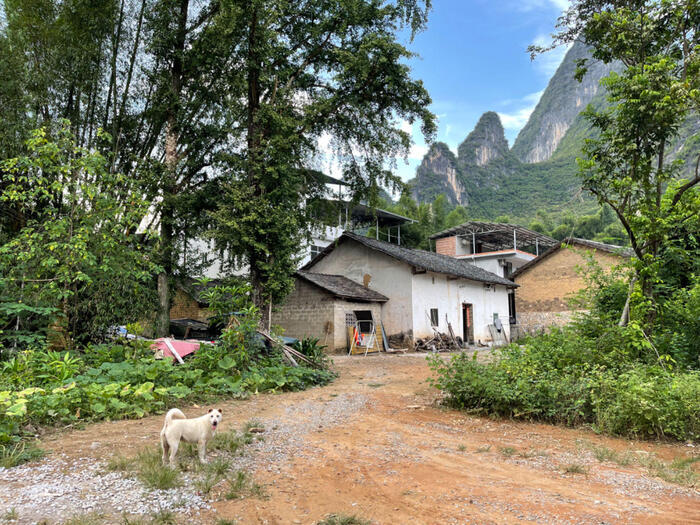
[393,0,571,181]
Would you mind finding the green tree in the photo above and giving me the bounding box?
[0,124,158,349]
[539,0,700,322]
[210,0,436,329]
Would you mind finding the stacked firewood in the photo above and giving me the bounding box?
[414,332,462,352]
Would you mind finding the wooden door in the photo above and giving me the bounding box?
[462,303,474,345]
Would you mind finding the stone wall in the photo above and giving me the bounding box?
[516,311,579,335]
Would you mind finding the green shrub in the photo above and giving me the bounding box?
[429,329,700,442]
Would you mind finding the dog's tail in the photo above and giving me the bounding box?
[164,408,186,427]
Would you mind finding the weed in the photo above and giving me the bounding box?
[457,444,467,452]
[134,448,181,490]
[206,457,232,476]
[475,445,491,453]
[563,463,588,474]
[366,383,385,388]
[636,453,699,487]
[499,447,516,457]
[224,471,266,500]
[62,513,105,525]
[590,444,618,463]
[210,429,247,454]
[215,520,237,525]
[194,471,221,495]
[2,508,17,522]
[150,508,177,525]
[0,441,44,468]
[106,454,134,472]
[316,515,371,525]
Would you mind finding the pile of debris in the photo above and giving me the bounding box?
[413,332,462,352]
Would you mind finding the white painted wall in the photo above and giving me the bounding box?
[306,240,414,337]
[411,271,511,342]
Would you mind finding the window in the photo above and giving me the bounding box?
[430,308,439,327]
[503,261,513,278]
[309,244,323,258]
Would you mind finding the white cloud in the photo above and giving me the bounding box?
[497,90,544,132]
[531,34,571,77]
[408,143,428,160]
[516,0,570,12]
[400,119,413,134]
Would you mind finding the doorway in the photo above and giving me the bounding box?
[462,303,474,345]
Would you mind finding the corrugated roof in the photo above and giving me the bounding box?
[304,232,517,287]
[296,271,389,302]
[510,237,633,279]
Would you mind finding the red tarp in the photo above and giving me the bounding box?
[151,338,200,361]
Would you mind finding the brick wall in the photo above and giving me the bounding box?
[435,236,456,257]
[514,247,623,332]
[169,288,210,322]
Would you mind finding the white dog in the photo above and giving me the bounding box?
[160,408,223,468]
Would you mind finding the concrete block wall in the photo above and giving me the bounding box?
[272,279,337,349]
[333,300,383,353]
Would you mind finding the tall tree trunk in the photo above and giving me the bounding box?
[244,4,271,331]
[156,0,189,337]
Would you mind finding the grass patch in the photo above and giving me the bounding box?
[215,520,237,525]
[210,428,251,455]
[475,445,491,453]
[457,444,467,452]
[316,515,371,525]
[589,444,619,463]
[499,446,516,457]
[224,471,266,500]
[149,509,177,525]
[134,449,181,490]
[2,508,18,522]
[0,441,44,468]
[583,442,698,486]
[106,453,134,473]
[563,463,588,474]
[366,383,385,388]
[62,513,105,525]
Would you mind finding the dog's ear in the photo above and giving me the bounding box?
[208,408,212,413]
[217,408,223,414]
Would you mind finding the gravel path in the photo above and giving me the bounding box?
[0,392,369,524]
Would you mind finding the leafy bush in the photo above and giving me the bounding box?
[291,337,331,368]
[429,330,700,441]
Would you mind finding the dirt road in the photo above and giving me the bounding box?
[2,353,699,524]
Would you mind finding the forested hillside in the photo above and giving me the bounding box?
[410,40,700,223]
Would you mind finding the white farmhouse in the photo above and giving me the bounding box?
[296,231,517,346]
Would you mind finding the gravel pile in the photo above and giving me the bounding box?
[228,392,369,474]
[0,455,210,523]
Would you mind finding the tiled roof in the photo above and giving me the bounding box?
[296,271,389,302]
[304,232,517,287]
